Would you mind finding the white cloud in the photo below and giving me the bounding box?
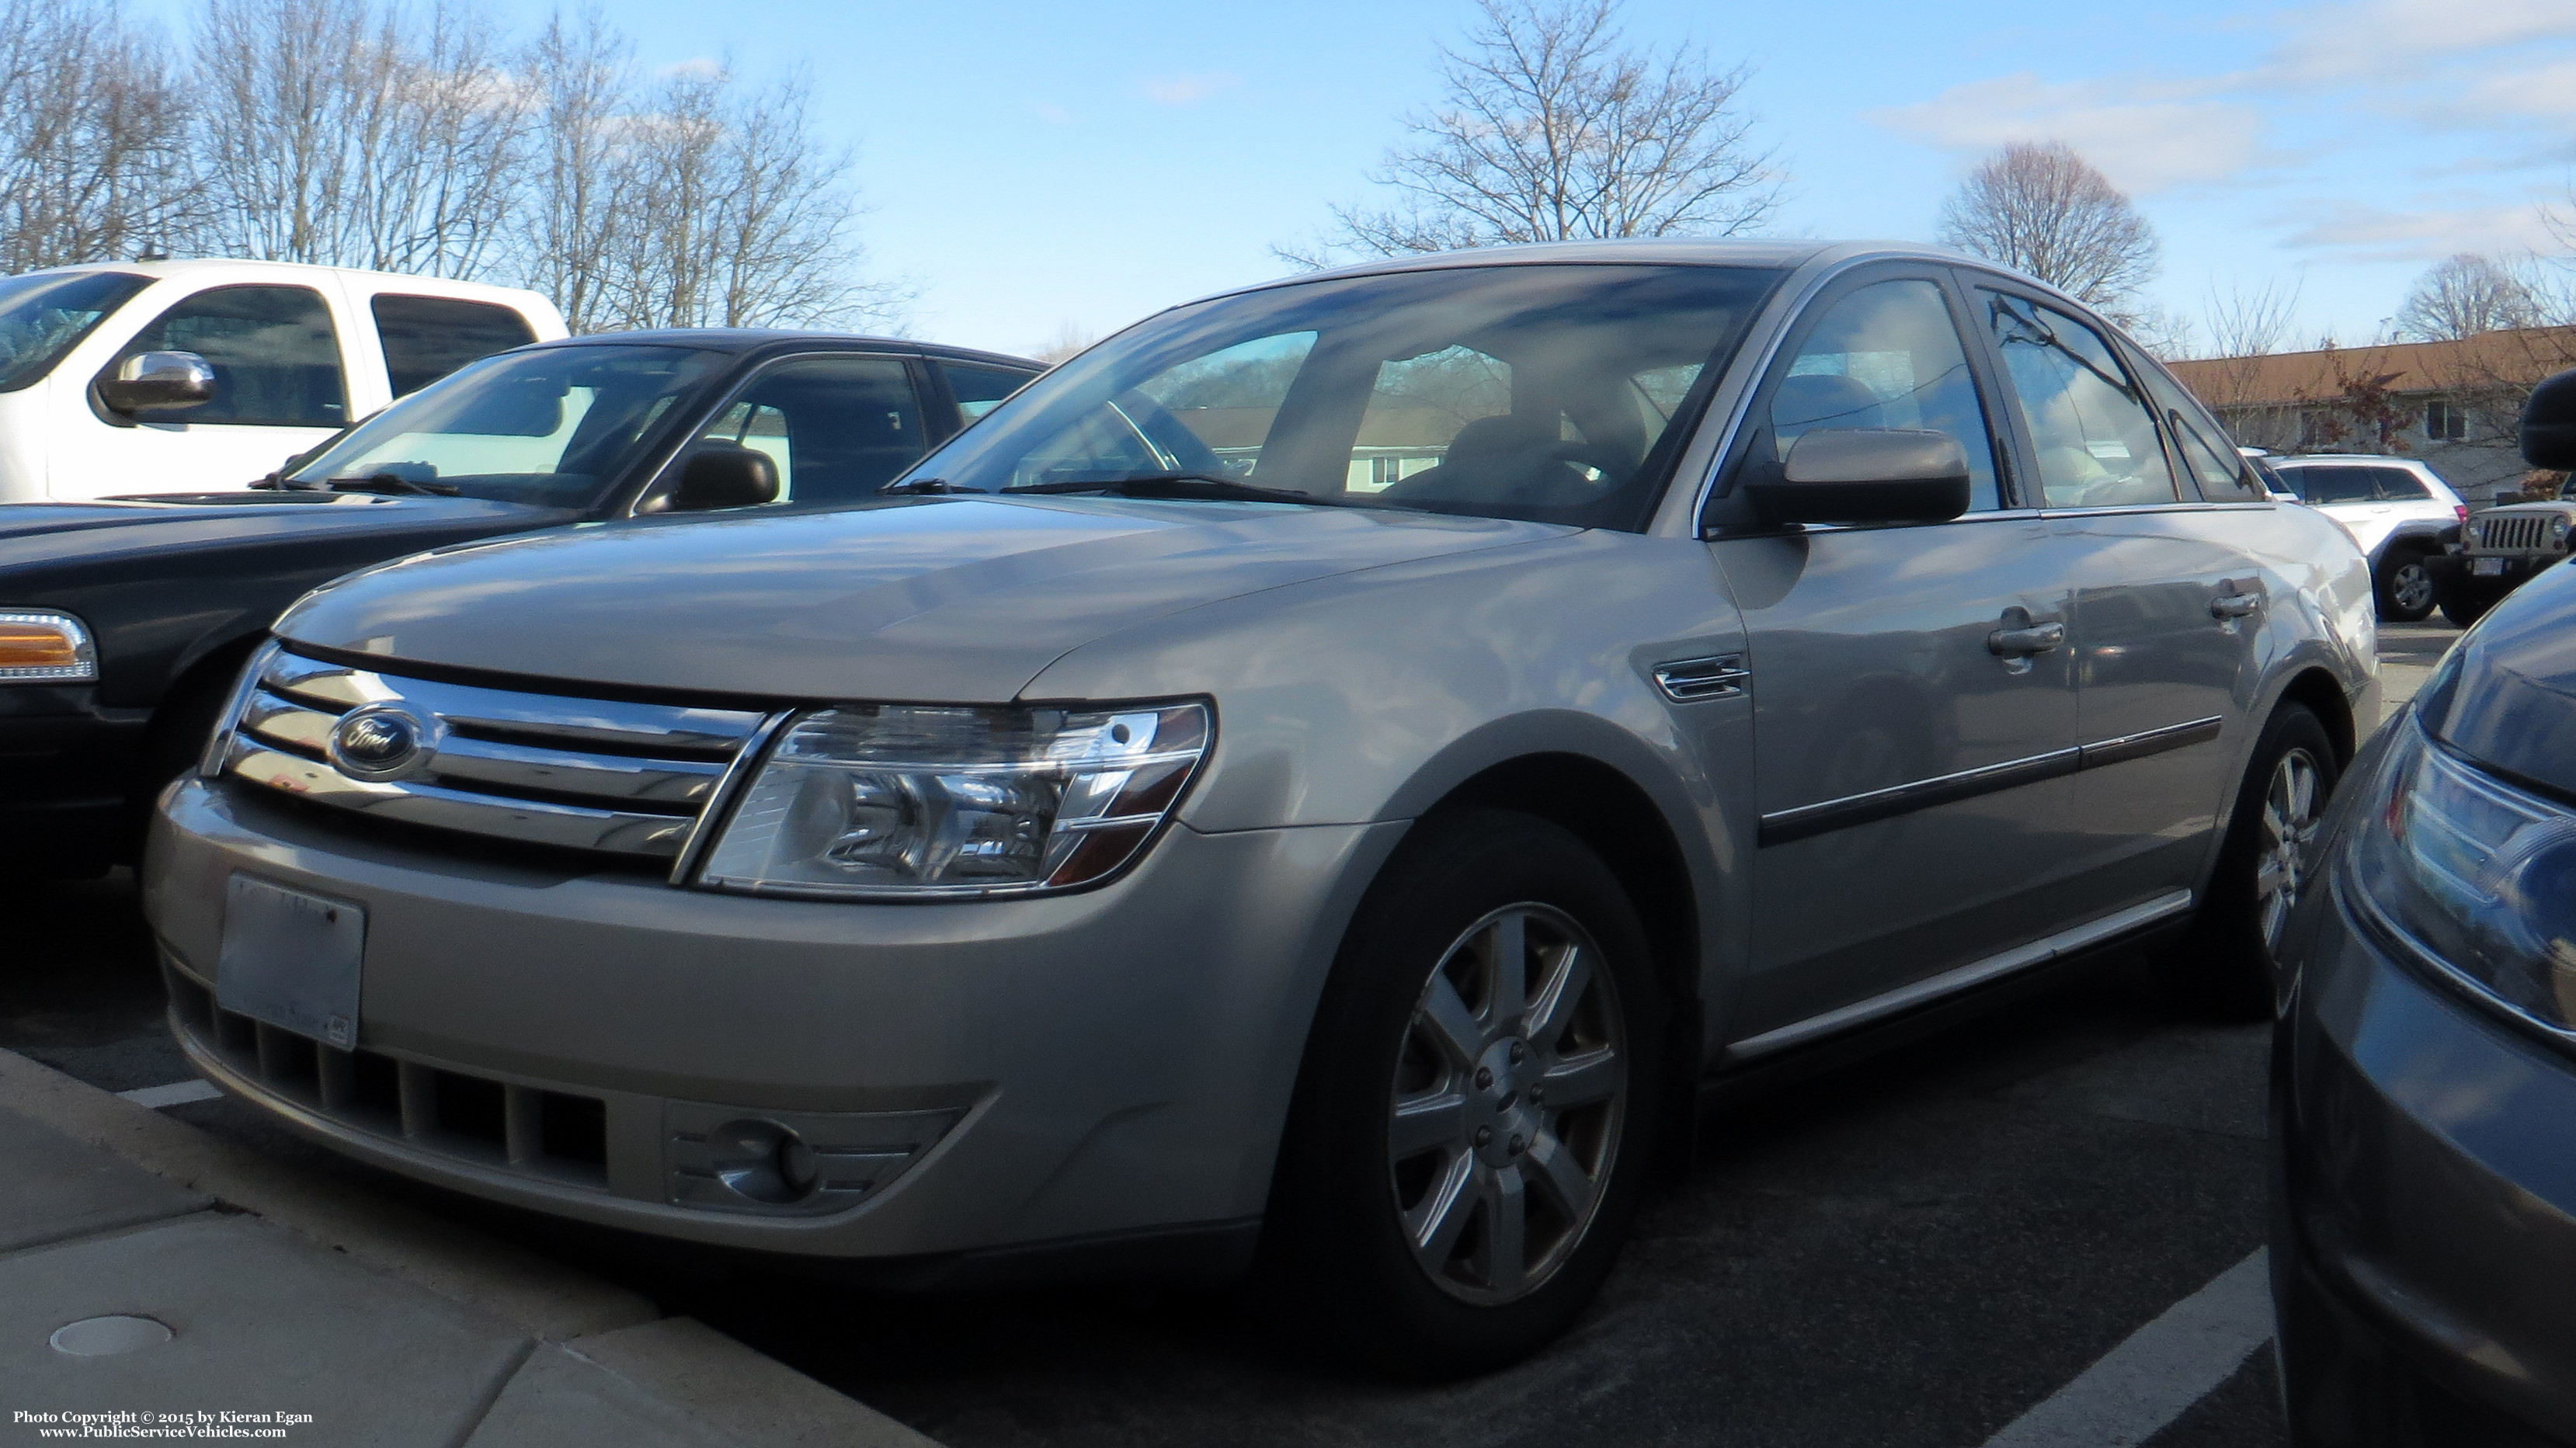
[2456,59,2576,120]
[2278,200,2565,261]
[1873,73,2272,193]
[2266,0,2576,85]
[1139,71,1239,106]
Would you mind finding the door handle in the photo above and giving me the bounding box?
[1987,620,2066,655]
[2210,592,2261,620]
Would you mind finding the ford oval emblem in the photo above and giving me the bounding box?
[327,705,436,782]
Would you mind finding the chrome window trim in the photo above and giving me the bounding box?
[1723,889,2195,1061]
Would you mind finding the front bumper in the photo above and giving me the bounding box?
[2275,883,2576,1444]
[0,686,148,873]
[144,778,1403,1272]
[2425,551,2560,607]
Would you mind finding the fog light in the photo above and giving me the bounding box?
[707,1118,819,1204]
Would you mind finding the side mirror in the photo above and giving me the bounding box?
[2522,366,2576,471]
[666,443,779,512]
[1748,429,1972,526]
[97,350,215,413]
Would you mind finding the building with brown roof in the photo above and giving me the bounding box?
[2168,327,2576,504]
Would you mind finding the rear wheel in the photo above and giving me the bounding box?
[1256,810,1664,1377]
[2373,548,2435,622]
[2157,704,2339,1018]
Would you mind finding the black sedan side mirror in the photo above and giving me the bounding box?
[2522,366,2576,471]
[665,443,780,512]
[1749,429,1972,526]
[97,350,216,414]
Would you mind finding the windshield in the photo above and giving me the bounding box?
[0,270,150,392]
[285,344,723,507]
[891,262,1785,529]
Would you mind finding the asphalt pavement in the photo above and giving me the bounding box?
[2,621,2466,1448]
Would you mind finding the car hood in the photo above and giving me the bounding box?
[276,495,1570,702]
[2432,561,2576,797]
[0,494,563,574]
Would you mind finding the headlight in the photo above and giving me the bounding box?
[2351,716,2576,1034]
[695,700,1211,899]
[0,609,97,682]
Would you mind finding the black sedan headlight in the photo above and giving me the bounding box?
[2351,714,2576,1035]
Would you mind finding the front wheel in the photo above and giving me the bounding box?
[1255,810,1664,1377]
[2373,549,2436,621]
[2157,704,2340,1018]
[2438,592,2491,629]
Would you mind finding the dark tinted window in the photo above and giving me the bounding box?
[683,356,926,508]
[0,270,148,392]
[941,362,1035,422]
[372,294,537,397]
[118,285,343,426]
[2370,467,2431,500]
[2280,465,2377,505]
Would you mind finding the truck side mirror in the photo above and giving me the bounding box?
[665,443,779,512]
[2521,366,2576,471]
[97,351,216,414]
[1748,429,1973,526]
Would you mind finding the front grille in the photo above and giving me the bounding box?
[2476,513,2557,553]
[165,963,610,1188]
[217,645,774,862]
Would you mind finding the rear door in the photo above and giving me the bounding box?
[1705,266,2089,1039]
[1974,284,2263,918]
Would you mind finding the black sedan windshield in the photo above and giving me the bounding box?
[888,262,1784,530]
[286,345,723,508]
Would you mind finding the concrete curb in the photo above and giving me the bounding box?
[0,1047,938,1448]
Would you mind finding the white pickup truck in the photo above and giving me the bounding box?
[0,259,565,502]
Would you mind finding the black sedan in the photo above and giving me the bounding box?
[2274,367,2576,1445]
[0,328,1039,876]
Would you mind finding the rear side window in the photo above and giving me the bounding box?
[2284,465,2377,505]
[941,362,1036,423]
[372,295,538,398]
[116,284,344,427]
[2370,467,2432,501]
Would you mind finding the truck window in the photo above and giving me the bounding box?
[372,294,538,397]
[0,270,149,392]
[116,285,344,427]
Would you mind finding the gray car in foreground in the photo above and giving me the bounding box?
[144,239,2376,1373]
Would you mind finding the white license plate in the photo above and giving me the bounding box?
[2473,557,2508,575]
[216,876,365,1049]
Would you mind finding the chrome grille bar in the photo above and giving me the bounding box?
[221,646,773,859]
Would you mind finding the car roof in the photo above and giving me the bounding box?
[2272,454,2437,468]
[534,328,1041,370]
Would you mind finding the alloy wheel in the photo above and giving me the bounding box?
[2390,561,2434,615]
[1387,903,1626,1305]
[2255,747,2324,953]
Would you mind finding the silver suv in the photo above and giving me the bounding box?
[2265,454,2467,622]
[145,241,2376,1373]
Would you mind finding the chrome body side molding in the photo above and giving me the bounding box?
[1721,889,2195,1063]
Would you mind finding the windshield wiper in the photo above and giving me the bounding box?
[329,472,460,497]
[1003,473,1338,505]
[879,477,966,495]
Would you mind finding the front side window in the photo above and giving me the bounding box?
[116,284,346,427]
[889,263,1784,529]
[0,270,148,392]
[1983,291,2178,509]
[371,294,537,397]
[284,344,723,508]
[676,356,925,508]
[1763,277,2001,511]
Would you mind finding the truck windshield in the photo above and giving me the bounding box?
[0,270,151,393]
[886,262,1785,530]
[284,344,723,508]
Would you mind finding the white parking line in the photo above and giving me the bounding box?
[116,1078,222,1109]
[1982,1248,2273,1448]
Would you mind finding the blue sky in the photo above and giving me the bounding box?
[179,0,2576,357]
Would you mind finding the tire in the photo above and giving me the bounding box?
[2157,704,2339,1019]
[2438,593,2490,629]
[123,660,244,849]
[1255,809,1666,1377]
[2372,548,2436,622]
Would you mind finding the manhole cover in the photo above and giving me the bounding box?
[50,1315,172,1356]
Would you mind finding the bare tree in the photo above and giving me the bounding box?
[2202,277,2302,360]
[1935,141,2159,314]
[1286,0,1779,265]
[0,0,193,270]
[2395,253,2546,341]
[1031,321,1097,366]
[193,0,529,276]
[514,9,631,332]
